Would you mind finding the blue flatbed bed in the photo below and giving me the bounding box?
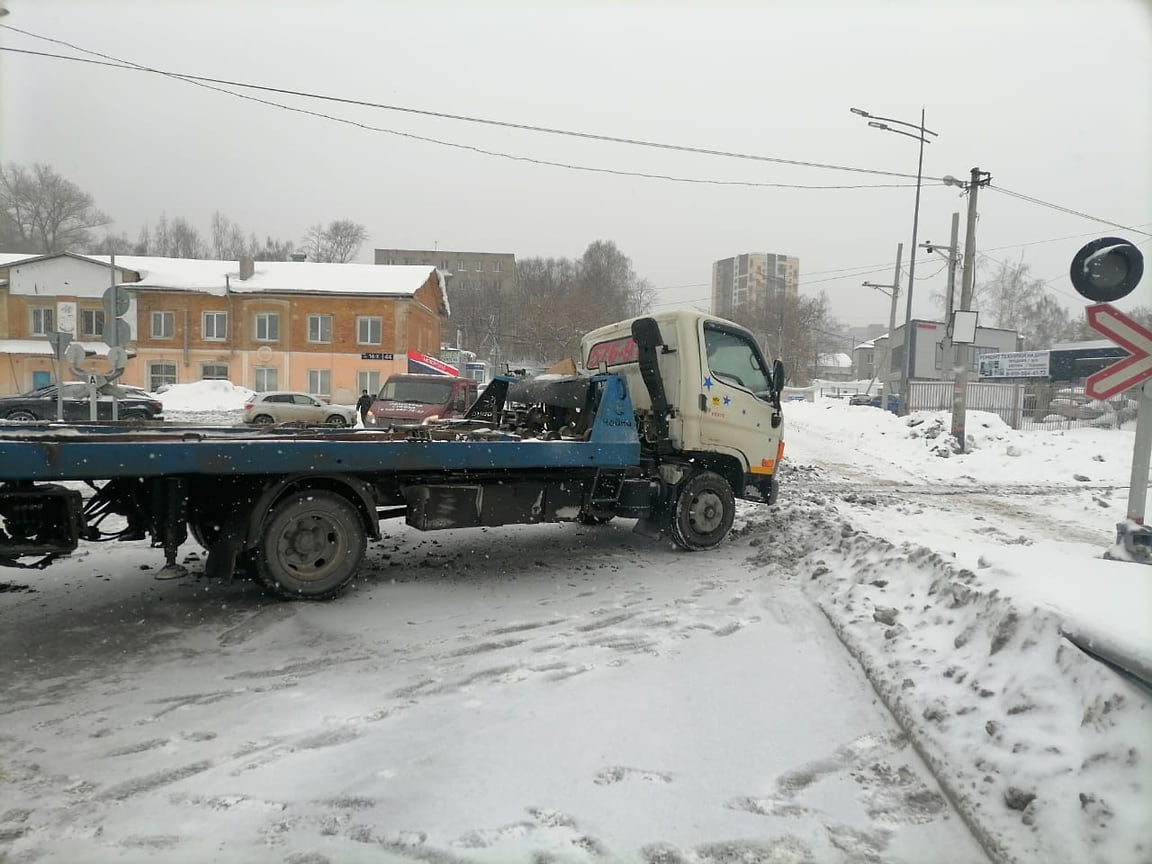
[0,375,641,482]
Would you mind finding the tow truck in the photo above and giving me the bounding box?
[0,310,785,600]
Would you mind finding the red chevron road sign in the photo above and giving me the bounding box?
[1084,304,1152,400]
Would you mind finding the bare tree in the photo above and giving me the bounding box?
[211,211,252,259]
[301,219,369,263]
[0,163,109,253]
[90,231,136,255]
[974,257,1076,349]
[250,233,296,262]
[732,290,835,385]
[446,242,654,368]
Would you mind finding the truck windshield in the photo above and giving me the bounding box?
[378,379,455,404]
[703,324,771,395]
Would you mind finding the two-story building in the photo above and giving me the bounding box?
[0,252,448,401]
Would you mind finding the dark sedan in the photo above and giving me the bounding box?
[0,382,165,422]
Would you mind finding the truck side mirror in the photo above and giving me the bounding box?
[772,359,785,394]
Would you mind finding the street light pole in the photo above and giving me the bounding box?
[851,107,936,414]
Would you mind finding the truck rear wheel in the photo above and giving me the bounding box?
[255,490,366,600]
[668,470,735,551]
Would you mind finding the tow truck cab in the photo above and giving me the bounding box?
[580,310,785,504]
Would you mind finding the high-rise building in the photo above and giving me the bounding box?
[711,253,799,319]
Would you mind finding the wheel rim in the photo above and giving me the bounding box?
[253,415,274,425]
[669,470,734,551]
[687,489,725,535]
[326,415,346,427]
[273,508,350,583]
[8,411,36,421]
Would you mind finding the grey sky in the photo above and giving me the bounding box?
[2,0,1149,328]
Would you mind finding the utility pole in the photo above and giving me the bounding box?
[925,213,961,383]
[949,167,992,451]
[863,243,903,401]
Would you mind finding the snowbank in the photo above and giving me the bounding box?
[158,380,255,412]
[784,398,1137,487]
[743,495,1152,864]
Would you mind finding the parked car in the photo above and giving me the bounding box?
[0,382,164,422]
[243,392,357,427]
[367,374,478,427]
[848,393,875,406]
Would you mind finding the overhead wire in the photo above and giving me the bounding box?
[0,35,930,190]
[986,184,1152,238]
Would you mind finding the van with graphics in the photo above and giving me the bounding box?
[366,374,478,427]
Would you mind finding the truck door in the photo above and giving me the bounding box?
[696,321,778,474]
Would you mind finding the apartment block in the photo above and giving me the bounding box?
[711,253,799,319]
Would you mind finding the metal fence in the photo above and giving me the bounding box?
[909,381,1024,428]
[908,380,1137,431]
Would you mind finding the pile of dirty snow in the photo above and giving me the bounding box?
[157,379,255,411]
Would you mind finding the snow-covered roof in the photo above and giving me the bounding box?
[1048,338,1124,352]
[854,340,875,350]
[74,255,442,299]
[816,352,853,368]
[0,252,39,267]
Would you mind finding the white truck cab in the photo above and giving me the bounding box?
[581,309,784,506]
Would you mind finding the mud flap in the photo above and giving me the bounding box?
[632,515,664,540]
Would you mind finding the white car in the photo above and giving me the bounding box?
[243,392,357,427]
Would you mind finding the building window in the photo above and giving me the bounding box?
[149,362,177,391]
[457,259,466,272]
[203,311,228,341]
[151,311,174,339]
[80,309,105,338]
[307,369,331,396]
[30,308,54,335]
[474,261,484,271]
[357,316,382,345]
[201,363,229,380]
[493,261,502,273]
[254,366,278,392]
[357,370,381,395]
[439,259,448,270]
[255,312,280,342]
[308,314,332,344]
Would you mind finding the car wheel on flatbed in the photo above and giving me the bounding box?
[325,414,348,427]
[6,410,38,421]
[252,414,274,425]
[668,470,735,551]
[255,490,366,600]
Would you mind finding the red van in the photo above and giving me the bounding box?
[367,374,478,427]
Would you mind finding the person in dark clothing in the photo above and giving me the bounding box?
[356,389,373,425]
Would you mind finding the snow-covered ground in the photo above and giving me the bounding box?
[0,387,1149,863]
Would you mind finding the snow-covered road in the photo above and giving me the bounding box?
[0,507,988,863]
[2,393,1150,864]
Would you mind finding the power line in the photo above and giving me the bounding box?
[8,27,1148,237]
[986,184,1152,238]
[980,223,1152,255]
[0,30,935,187]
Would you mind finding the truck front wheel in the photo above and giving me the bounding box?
[668,470,735,551]
[255,490,366,600]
